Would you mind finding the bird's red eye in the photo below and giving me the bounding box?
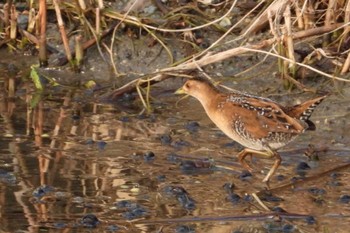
[185,82,190,89]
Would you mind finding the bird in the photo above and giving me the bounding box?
[175,78,327,183]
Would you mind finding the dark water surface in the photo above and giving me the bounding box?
[1,68,350,233]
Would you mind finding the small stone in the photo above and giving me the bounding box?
[115,200,133,208]
[308,187,326,196]
[243,194,253,202]
[157,175,166,182]
[180,160,197,171]
[272,206,286,213]
[296,162,311,170]
[106,225,120,232]
[282,224,294,233]
[227,193,241,204]
[339,194,350,204]
[239,170,252,180]
[305,216,316,224]
[160,134,172,145]
[53,222,68,229]
[260,192,283,202]
[119,116,129,122]
[81,214,99,228]
[32,185,54,198]
[223,182,235,193]
[143,151,155,161]
[175,225,195,233]
[97,141,107,150]
[185,121,200,133]
[276,174,285,181]
[172,139,191,148]
[167,153,181,163]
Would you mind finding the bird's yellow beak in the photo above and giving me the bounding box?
[175,87,186,95]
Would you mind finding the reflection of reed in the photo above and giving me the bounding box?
[50,92,72,149]
[1,83,172,231]
[86,114,169,142]
[0,77,39,231]
[0,79,15,135]
[33,101,43,147]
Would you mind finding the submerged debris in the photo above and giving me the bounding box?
[81,214,100,228]
[115,200,147,220]
[163,186,196,210]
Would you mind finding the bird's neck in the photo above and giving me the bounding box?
[194,88,220,111]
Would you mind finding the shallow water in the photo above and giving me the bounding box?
[1,71,350,233]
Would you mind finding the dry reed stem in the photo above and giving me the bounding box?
[268,10,279,39]
[97,0,104,9]
[3,2,10,28]
[251,193,270,211]
[53,0,72,63]
[95,7,100,37]
[341,0,350,74]
[75,35,83,68]
[77,0,86,10]
[38,0,47,65]
[283,4,296,74]
[303,1,315,30]
[294,1,304,29]
[324,0,337,45]
[27,8,36,33]
[325,0,336,27]
[19,29,39,44]
[10,4,17,39]
[242,0,289,36]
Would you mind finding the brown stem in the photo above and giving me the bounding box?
[95,7,100,37]
[38,0,47,66]
[77,0,86,10]
[341,1,350,74]
[323,0,337,45]
[10,4,17,39]
[5,0,12,26]
[294,1,304,29]
[53,0,73,63]
[75,35,83,68]
[4,3,10,38]
[283,4,296,77]
[303,1,315,30]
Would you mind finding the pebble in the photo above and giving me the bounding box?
[81,214,99,228]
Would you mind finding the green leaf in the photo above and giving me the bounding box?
[30,65,43,90]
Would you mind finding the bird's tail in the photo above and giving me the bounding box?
[284,95,327,130]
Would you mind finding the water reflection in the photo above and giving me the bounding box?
[0,72,350,232]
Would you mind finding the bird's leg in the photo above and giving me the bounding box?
[262,151,281,183]
[238,148,255,172]
[237,149,254,172]
[238,148,281,183]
